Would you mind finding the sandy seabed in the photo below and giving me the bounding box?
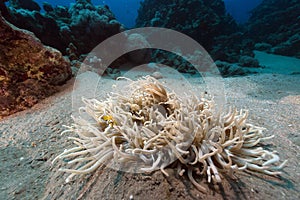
[0,52,299,200]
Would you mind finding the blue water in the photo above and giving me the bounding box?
[33,0,262,27]
[224,0,262,23]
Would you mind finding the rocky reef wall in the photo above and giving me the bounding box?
[1,0,124,55]
[136,0,238,52]
[246,0,300,58]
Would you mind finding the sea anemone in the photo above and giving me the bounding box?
[52,76,287,192]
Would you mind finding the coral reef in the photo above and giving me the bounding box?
[2,0,123,54]
[53,76,286,192]
[67,0,123,54]
[136,0,238,52]
[211,32,256,63]
[215,61,250,77]
[135,0,260,75]
[8,0,40,11]
[0,15,71,118]
[125,33,151,64]
[246,0,300,58]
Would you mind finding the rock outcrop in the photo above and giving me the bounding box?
[0,15,71,118]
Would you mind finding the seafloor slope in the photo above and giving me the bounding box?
[0,52,299,200]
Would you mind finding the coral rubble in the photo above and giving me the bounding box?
[53,76,286,192]
[0,15,71,118]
